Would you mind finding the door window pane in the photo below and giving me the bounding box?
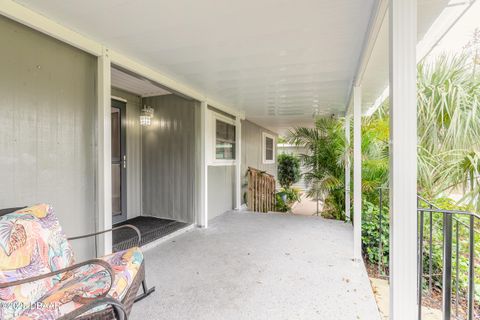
[111,108,121,160]
[112,164,121,215]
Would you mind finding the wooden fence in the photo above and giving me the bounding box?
[247,167,276,212]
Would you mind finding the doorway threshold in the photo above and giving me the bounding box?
[112,216,190,252]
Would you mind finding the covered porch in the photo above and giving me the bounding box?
[0,0,475,319]
[133,211,379,320]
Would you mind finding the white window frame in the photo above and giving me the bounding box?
[212,113,236,166]
[262,132,276,164]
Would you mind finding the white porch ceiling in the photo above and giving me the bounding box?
[12,0,450,133]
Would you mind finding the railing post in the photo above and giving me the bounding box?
[455,220,460,317]
[379,188,383,275]
[429,207,433,294]
[468,214,475,320]
[443,213,453,320]
[418,209,424,320]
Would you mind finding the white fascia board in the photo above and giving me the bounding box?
[0,0,102,56]
[0,0,245,120]
[354,0,389,87]
[345,0,388,116]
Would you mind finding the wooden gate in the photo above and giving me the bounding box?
[247,167,276,212]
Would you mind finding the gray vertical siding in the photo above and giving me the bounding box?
[111,88,142,219]
[0,16,96,260]
[141,95,197,223]
[207,166,235,220]
[241,120,278,204]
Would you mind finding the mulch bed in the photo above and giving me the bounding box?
[364,258,480,319]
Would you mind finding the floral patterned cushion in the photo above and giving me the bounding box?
[16,247,143,320]
[0,205,144,320]
[0,204,74,319]
[99,247,143,301]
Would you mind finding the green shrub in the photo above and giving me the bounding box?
[275,187,301,212]
[277,153,301,189]
[361,200,389,269]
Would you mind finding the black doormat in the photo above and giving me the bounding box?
[113,216,189,252]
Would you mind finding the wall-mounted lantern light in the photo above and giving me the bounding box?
[140,105,154,126]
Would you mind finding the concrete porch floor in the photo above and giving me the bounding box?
[131,212,381,320]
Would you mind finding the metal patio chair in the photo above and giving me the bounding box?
[0,204,155,320]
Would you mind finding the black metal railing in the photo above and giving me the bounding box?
[373,188,479,319]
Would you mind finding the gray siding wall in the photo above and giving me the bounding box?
[0,16,96,260]
[208,166,235,220]
[241,120,278,204]
[141,95,197,223]
[111,88,142,219]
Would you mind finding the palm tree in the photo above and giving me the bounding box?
[287,117,346,219]
[417,54,480,209]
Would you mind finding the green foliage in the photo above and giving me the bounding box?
[277,153,301,189]
[277,136,287,144]
[360,55,480,304]
[417,55,480,205]
[287,117,346,219]
[275,187,301,212]
[361,104,389,202]
[361,200,389,269]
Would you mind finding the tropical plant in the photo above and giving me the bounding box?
[361,104,389,204]
[287,117,346,219]
[277,153,301,189]
[417,54,480,201]
[361,199,389,270]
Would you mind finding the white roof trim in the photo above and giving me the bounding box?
[346,0,388,115]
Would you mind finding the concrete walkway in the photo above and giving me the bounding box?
[131,212,381,320]
[291,194,323,216]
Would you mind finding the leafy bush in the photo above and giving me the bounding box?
[277,153,301,189]
[275,187,301,212]
[363,195,480,303]
[361,200,389,269]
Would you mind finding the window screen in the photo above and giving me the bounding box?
[265,136,274,161]
[216,119,236,160]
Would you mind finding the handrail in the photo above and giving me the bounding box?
[417,195,480,233]
[373,188,478,320]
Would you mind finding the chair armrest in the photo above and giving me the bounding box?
[0,259,114,294]
[57,297,128,320]
[68,224,141,248]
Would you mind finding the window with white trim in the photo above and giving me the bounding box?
[215,117,236,162]
[263,132,275,164]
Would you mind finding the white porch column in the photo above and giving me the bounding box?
[345,114,351,222]
[235,117,242,210]
[197,101,209,228]
[353,86,362,261]
[389,0,418,318]
[96,47,112,256]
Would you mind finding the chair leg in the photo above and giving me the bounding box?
[134,278,155,303]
